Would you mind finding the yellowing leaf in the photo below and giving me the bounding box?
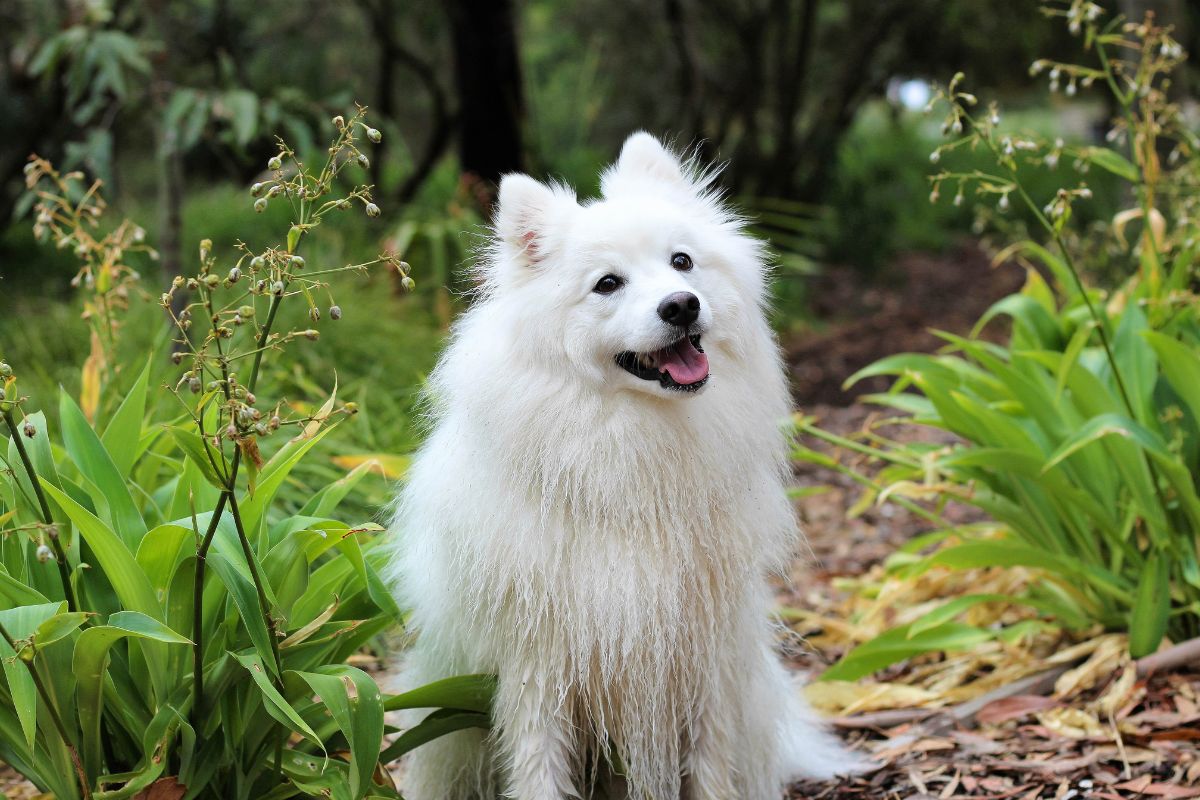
[1036,706,1105,738]
[805,680,942,715]
[1054,634,1127,697]
[80,330,104,423]
[330,453,410,480]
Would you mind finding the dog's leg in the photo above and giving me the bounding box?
[404,726,496,800]
[496,663,578,800]
[399,643,498,800]
[682,701,739,800]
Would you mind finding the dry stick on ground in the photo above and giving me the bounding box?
[831,633,1200,734]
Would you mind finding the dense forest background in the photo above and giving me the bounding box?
[2,0,1195,290]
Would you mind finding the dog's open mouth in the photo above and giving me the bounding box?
[615,334,709,391]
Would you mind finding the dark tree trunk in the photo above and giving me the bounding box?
[447,0,524,203]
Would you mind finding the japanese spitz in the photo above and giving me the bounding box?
[387,133,859,799]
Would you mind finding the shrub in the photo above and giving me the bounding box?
[0,109,491,799]
[797,1,1200,681]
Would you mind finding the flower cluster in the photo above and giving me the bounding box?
[24,158,159,398]
[926,2,1196,253]
[159,105,406,471]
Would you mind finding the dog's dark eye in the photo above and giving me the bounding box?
[671,252,694,271]
[594,274,623,294]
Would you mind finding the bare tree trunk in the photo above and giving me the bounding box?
[157,135,185,318]
[447,0,524,206]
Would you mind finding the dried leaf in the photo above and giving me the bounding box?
[976,695,1062,724]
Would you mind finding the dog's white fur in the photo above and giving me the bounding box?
[387,133,859,799]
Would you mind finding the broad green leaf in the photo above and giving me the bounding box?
[991,240,1076,295]
[59,391,145,548]
[223,88,259,148]
[209,554,278,677]
[378,708,490,764]
[328,454,409,482]
[1128,553,1169,659]
[0,621,37,750]
[297,666,384,799]
[973,294,1061,350]
[168,427,228,490]
[0,565,50,609]
[73,612,190,780]
[1143,331,1200,425]
[302,459,391,517]
[31,611,88,652]
[6,411,66,531]
[908,594,1020,637]
[238,425,336,535]
[821,622,993,682]
[40,483,161,620]
[382,674,496,714]
[232,652,323,747]
[101,359,151,477]
[279,749,354,800]
[1080,146,1139,182]
[135,524,193,594]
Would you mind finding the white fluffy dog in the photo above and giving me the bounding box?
[387,133,859,799]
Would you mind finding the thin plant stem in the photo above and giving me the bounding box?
[227,491,286,781]
[188,294,282,739]
[190,489,229,719]
[0,619,92,800]
[2,407,77,612]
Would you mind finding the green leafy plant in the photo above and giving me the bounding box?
[797,1,1200,682]
[0,109,492,799]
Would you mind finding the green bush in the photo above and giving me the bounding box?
[823,95,1125,275]
[799,3,1200,681]
[0,111,491,799]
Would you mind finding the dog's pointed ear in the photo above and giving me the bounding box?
[495,173,576,268]
[614,132,685,185]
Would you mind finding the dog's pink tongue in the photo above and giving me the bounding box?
[659,338,709,385]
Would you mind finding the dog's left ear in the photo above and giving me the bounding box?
[495,173,577,269]
[606,132,686,189]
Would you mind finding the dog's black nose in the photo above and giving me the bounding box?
[658,291,700,326]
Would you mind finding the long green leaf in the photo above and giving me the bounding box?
[382,674,496,714]
[232,651,323,747]
[821,622,994,682]
[209,554,279,678]
[238,425,336,535]
[1128,553,1169,659]
[59,391,145,548]
[296,666,384,799]
[73,612,190,781]
[0,617,39,751]
[378,708,490,765]
[101,359,151,478]
[40,482,161,620]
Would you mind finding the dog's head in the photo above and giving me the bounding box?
[485,132,768,400]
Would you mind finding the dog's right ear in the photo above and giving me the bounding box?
[494,173,576,269]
